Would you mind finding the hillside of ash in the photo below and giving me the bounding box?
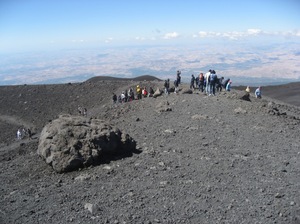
[0,76,300,224]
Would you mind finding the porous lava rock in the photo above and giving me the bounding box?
[153,87,163,98]
[37,114,136,173]
[239,92,251,101]
[181,88,193,94]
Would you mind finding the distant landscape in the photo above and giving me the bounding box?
[0,42,299,86]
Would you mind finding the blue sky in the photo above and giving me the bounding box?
[1,0,300,53]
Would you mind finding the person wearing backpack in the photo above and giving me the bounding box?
[198,73,204,92]
[205,69,212,95]
[190,74,196,90]
[209,70,217,96]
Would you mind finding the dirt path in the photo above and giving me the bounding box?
[0,114,35,129]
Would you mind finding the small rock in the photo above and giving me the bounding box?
[159,181,169,187]
[290,201,295,206]
[84,203,97,214]
[75,174,91,181]
[275,193,284,198]
[158,162,165,166]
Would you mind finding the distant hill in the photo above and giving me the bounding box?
[233,81,300,107]
[85,75,162,83]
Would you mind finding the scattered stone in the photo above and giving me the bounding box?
[74,174,91,181]
[234,107,247,114]
[275,193,284,198]
[159,181,169,187]
[191,114,209,120]
[155,101,172,113]
[290,201,295,206]
[84,203,97,214]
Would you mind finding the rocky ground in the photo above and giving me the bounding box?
[0,77,300,224]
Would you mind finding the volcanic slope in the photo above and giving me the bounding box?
[0,79,300,224]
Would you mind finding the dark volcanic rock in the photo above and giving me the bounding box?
[37,114,136,173]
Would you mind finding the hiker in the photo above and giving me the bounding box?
[209,70,217,96]
[223,78,230,89]
[129,88,135,101]
[164,79,170,95]
[226,81,232,91]
[245,86,250,93]
[124,90,128,102]
[142,87,148,97]
[22,127,27,138]
[148,87,154,97]
[176,70,181,85]
[205,69,212,94]
[78,105,82,115]
[17,129,22,140]
[174,79,179,93]
[195,75,199,89]
[121,91,126,102]
[216,77,224,92]
[136,85,142,100]
[112,93,117,103]
[190,74,196,90]
[27,128,32,140]
[255,86,262,98]
[83,108,87,116]
[198,73,204,92]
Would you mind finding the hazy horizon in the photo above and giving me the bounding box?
[0,41,299,87]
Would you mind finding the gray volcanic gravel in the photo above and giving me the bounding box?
[0,79,300,224]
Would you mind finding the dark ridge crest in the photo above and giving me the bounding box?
[86,75,162,83]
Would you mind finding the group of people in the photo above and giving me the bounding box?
[188,69,262,98]
[112,69,262,104]
[113,85,155,103]
[189,69,232,95]
[16,127,32,140]
[246,86,262,98]
[77,105,87,116]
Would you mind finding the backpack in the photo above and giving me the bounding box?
[199,74,204,82]
[210,73,217,82]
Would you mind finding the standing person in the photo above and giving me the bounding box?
[121,91,126,102]
[190,74,196,90]
[245,86,250,93]
[164,79,170,95]
[27,128,32,140]
[209,70,217,96]
[223,78,230,89]
[112,93,117,103]
[17,129,22,140]
[83,108,87,117]
[199,73,205,92]
[142,87,148,97]
[216,77,224,92]
[226,81,232,91]
[205,69,212,95]
[176,70,181,85]
[136,85,142,100]
[255,86,262,98]
[174,79,179,93]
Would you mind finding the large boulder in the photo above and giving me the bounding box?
[153,87,163,98]
[239,92,251,101]
[181,88,193,94]
[37,115,136,173]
